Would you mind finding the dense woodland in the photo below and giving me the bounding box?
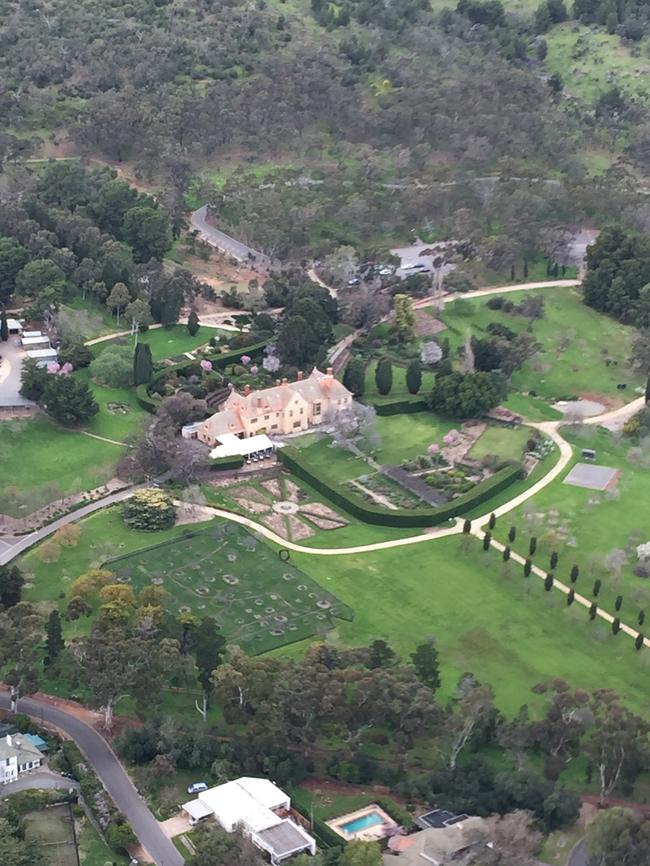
[2,0,650,260]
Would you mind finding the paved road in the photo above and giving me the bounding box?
[567,838,588,866]
[191,205,270,267]
[0,693,184,866]
[1,768,80,794]
[0,485,139,566]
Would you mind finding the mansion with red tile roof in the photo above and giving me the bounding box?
[197,368,353,447]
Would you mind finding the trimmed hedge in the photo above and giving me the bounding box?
[136,339,269,414]
[209,454,245,470]
[278,446,522,528]
[373,398,428,416]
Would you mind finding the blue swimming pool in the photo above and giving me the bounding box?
[341,812,385,834]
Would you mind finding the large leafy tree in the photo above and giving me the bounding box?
[0,236,28,304]
[0,565,24,608]
[122,205,171,262]
[191,616,226,719]
[42,375,99,426]
[587,807,650,866]
[428,371,501,418]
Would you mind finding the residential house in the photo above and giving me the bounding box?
[384,816,491,866]
[196,368,352,448]
[182,776,316,865]
[0,733,45,785]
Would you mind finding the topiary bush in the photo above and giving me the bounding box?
[122,489,176,531]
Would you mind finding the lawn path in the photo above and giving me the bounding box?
[79,430,130,447]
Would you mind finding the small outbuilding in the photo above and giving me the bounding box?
[25,348,58,367]
[6,319,22,335]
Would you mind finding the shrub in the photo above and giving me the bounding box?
[567,589,574,606]
[209,455,245,470]
[593,579,601,597]
[483,532,491,551]
[375,359,393,395]
[529,537,537,556]
[503,545,511,562]
[544,573,554,591]
[122,489,176,531]
[635,633,644,650]
[589,602,597,620]
[89,344,133,387]
[612,617,621,635]
[524,559,532,577]
[570,565,579,583]
[508,526,516,543]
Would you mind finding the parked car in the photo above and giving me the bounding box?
[187,782,209,794]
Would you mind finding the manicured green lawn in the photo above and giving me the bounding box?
[469,424,532,461]
[289,536,650,716]
[0,417,121,517]
[374,412,455,464]
[93,325,214,361]
[440,286,642,403]
[74,370,148,442]
[503,392,562,422]
[364,361,436,405]
[492,426,650,621]
[293,437,371,483]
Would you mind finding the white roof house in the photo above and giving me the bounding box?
[6,319,22,334]
[26,348,58,367]
[182,776,315,864]
[21,335,51,348]
[209,432,275,460]
[22,330,43,338]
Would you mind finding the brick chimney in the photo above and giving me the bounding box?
[326,367,334,377]
[244,384,251,397]
[297,371,303,381]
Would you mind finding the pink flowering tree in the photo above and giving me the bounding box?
[200,359,213,373]
[428,442,441,465]
[250,365,259,375]
[240,354,251,366]
[443,430,459,446]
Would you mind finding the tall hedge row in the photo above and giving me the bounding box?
[288,790,346,849]
[373,398,428,416]
[278,446,522,527]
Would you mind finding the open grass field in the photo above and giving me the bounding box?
[104,522,353,653]
[289,535,650,716]
[92,324,214,361]
[469,424,532,461]
[440,286,642,404]
[491,425,650,622]
[0,417,121,517]
[23,805,77,866]
[73,370,148,442]
[545,24,650,104]
[364,361,437,405]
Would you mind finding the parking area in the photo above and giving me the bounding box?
[0,338,33,408]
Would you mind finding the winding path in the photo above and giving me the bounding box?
[0,691,184,866]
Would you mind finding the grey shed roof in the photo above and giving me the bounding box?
[256,820,313,857]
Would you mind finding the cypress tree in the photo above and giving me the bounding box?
[544,573,554,592]
[503,545,511,562]
[524,558,532,577]
[343,358,365,397]
[593,578,601,597]
[406,359,422,395]
[589,602,597,620]
[187,310,200,336]
[508,526,516,543]
[0,309,8,342]
[462,519,471,534]
[510,265,515,281]
[375,359,393,396]
[570,565,579,583]
[488,512,496,530]
[523,260,529,279]
[550,551,558,570]
[529,537,537,556]
[635,633,644,650]
[612,617,621,635]
[133,342,153,385]
[567,589,575,606]
[615,595,623,612]
[639,610,646,626]
[646,375,650,405]
[483,532,492,551]
[45,610,64,664]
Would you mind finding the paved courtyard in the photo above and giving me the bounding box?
[564,462,620,491]
[0,338,33,407]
